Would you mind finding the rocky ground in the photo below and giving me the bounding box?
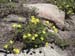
[0,44,68,56]
[0,0,75,56]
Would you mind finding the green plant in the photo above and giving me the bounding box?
[12,16,49,48]
[11,16,59,48]
[55,38,69,49]
[46,0,75,15]
[3,16,69,53]
[3,40,14,53]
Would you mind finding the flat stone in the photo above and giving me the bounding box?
[3,14,26,23]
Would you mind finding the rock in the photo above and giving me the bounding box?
[0,53,5,56]
[6,44,68,56]
[0,3,23,18]
[23,3,65,29]
[3,14,26,23]
[58,30,71,39]
[7,54,14,56]
[0,22,13,49]
[58,15,75,56]
[58,30,75,43]
[64,15,75,31]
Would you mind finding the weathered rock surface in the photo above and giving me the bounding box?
[58,15,75,56]
[0,22,13,49]
[0,14,68,56]
[1,44,68,56]
[3,14,26,23]
[64,15,75,31]
[23,3,65,29]
[0,3,65,30]
[58,15,75,41]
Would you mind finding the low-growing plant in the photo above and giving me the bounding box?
[11,16,59,48]
[55,38,69,49]
[46,0,75,15]
[12,16,52,48]
[3,16,69,54]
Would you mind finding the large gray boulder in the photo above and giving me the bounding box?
[23,3,65,29]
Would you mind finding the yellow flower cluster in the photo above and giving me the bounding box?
[42,30,46,34]
[12,23,22,28]
[4,44,8,49]
[23,34,27,39]
[34,34,38,37]
[40,37,44,41]
[45,21,49,24]
[52,26,58,33]
[13,48,20,54]
[30,16,40,24]
[23,33,39,40]
[44,20,58,33]
[31,34,38,40]
[4,40,14,49]
[45,42,49,47]
[32,36,35,40]
[9,40,14,44]
[23,33,32,39]
[27,33,32,37]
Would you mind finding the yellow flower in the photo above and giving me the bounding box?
[45,42,49,47]
[67,10,72,14]
[45,21,49,24]
[40,37,44,41]
[31,19,37,24]
[9,40,14,44]
[17,24,22,28]
[27,33,31,37]
[49,23,53,27]
[34,34,38,37]
[32,36,35,40]
[12,23,17,28]
[23,34,27,39]
[31,16,40,24]
[12,24,22,28]
[31,16,35,20]
[52,26,56,29]
[13,48,20,54]
[36,18,40,23]
[66,5,69,8]
[42,30,46,34]
[4,44,8,49]
[35,45,38,48]
[31,16,35,22]
[54,28,58,33]
[52,26,58,33]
